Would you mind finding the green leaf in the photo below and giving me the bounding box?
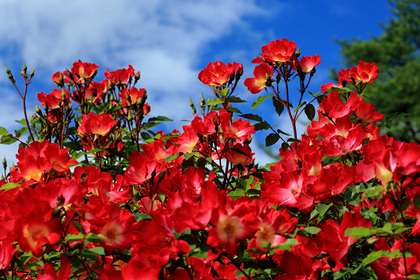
[15,118,27,125]
[251,94,273,110]
[240,113,263,123]
[361,250,400,266]
[165,153,182,163]
[247,189,261,196]
[302,226,321,235]
[294,101,307,113]
[72,220,86,234]
[277,129,290,136]
[0,135,17,145]
[0,127,8,135]
[141,131,152,140]
[254,121,271,131]
[228,188,245,198]
[0,182,20,191]
[270,238,299,251]
[309,91,322,97]
[219,87,229,97]
[272,97,284,116]
[265,133,280,147]
[85,233,105,243]
[148,116,172,122]
[65,233,84,242]
[81,247,105,260]
[408,275,420,279]
[15,126,28,138]
[226,107,242,114]
[345,227,374,239]
[315,202,333,219]
[134,213,152,221]
[226,96,247,103]
[304,104,316,120]
[205,98,224,106]
[281,142,289,151]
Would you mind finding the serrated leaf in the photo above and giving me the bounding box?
[240,114,263,123]
[0,127,8,135]
[265,133,280,147]
[272,97,284,116]
[251,94,273,110]
[304,103,316,120]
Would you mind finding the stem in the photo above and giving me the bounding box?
[11,80,35,142]
[227,254,251,280]
[283,79,297,139]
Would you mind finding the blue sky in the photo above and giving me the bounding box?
[0,0,393,165]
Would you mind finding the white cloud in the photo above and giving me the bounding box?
[0,0,272,163]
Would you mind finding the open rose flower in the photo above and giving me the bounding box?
[71,60,100,79]
[349,61,379,84]
[294,55,321,73]
[261,38,297,63]
[77,112,117,137]
[244,64,273,94]
[120,87,147,106]
[198,61,242,86]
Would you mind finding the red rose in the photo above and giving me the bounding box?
[261,38,297,63]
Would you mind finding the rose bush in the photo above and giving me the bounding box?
[0,38,419,279]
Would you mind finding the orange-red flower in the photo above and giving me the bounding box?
[104,65,136,85]
[261,38,297,63]
[349,61,379,84]
[120,87,146,106]
[198,61,242,86]
[71,60,99,79]
[295,55,321,73]
[37,89,69,109]
[78,112,117,137]
[244,64,273,94]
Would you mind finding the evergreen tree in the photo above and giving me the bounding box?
[335,0,420,142]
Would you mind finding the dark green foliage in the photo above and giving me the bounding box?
[335,0,420,142]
